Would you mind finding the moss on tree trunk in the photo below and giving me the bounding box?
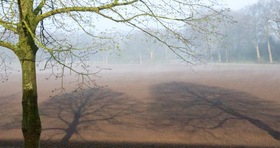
[20,51,41,148]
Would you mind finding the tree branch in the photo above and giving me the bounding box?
[34,0,46,15]
[98,11,148,23]
[37,0,138,21]
[0,18,18,33]
[0,40,17,52]
[98,8,192,23]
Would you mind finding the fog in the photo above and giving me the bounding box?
[1,0,280,147]
[3,0,279,67]
[224,0,259,10]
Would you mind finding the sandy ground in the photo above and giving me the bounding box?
[0,63,280,147]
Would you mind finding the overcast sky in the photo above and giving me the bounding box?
[223,0,259,10]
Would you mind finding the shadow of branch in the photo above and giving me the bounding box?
[148,82,280,140]
[40,88,144,144]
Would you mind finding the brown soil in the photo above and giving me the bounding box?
[0,64,280,147]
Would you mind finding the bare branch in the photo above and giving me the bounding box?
[0,18,18,33]
[0,40,17,52]
[37,0,138,21]
[34,0,46,15]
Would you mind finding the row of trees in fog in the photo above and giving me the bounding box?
[91,31,179,64]
[95,0,280,64]
[5,1,280,65]
[212,0,280,63]
[2,1,280,66]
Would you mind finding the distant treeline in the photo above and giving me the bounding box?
[3,0,280,65]
[93,0,280,64]
[211,0,280,64]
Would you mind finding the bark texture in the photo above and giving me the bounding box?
[16,1,42,147]
[21,58,41,148]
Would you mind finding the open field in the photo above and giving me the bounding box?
[0,64,280,147]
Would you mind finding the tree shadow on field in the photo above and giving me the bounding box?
[40,88,143,144]
[148,82,280,141]
[0,92,22,130]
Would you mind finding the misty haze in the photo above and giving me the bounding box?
[1,0,280,147]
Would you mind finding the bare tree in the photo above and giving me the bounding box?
[257,0,275,63]
[0,0,229,147]
[242,3,264,63]
[268,0,280,44]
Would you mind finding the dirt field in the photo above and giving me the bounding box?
[0,63,280,147]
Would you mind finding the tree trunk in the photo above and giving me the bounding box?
[165,48,168,62]
[150,51,154,62]
[17,1,42,146]
[21,56,41,148]
[267,40,273,64]
[17,1,42,144]
[218,53,221,63]
[218,49,221,63]
[255,43,261,63]
[139,54,143,64]
[225,48,229,63]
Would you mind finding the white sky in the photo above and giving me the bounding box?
[223,0,259,10]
